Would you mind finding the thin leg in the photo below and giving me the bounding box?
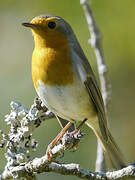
[56,116,76,132]
[46,118,87,160]
[46,121,72,160]
[77,118,87,130]
[70,118,88,135]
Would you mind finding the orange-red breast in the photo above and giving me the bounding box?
[22,15,126,169]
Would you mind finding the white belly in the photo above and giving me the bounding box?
[36,77,96,122]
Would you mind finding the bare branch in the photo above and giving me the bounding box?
[80,0,111,171]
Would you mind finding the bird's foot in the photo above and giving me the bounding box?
[68,119,87,150]
[46,121,72,161]
[46,119,87,160]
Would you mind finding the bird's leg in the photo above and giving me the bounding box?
[46,121,72,160]
[70,118,88,135]
[77,118,87,129]
[46,119,87,160]
[64,118,87,151]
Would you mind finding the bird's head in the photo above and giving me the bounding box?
[22,15,74,48]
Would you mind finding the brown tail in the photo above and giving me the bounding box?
[94,127,127,169]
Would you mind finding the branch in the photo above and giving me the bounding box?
[80,0,111,171]
[0,99,84,179]
[0,98,54,180]
[2,154,135,180]
[0,99,134,180]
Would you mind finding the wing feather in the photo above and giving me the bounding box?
[72,38,108,141]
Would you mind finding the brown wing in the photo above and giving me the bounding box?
[84,76,108,141]
[73,38,108,142]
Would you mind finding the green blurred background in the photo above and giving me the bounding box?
[0,0,135,179]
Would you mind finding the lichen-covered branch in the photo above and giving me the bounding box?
[0,99,84,179]
[2,154,135,180]
[80,0,111,172]
[1,132,83,180]
[0,99,134,180]
[0,98,55,180]
[1,134,81,179]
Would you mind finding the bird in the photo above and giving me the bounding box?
[22,15,126,169]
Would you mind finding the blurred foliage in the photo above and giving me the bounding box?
[0,0,135,179]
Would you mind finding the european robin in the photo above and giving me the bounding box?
[22,15,126,169]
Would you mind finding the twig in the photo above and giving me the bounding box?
[80,0,111,172]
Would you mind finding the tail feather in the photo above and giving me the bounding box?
[86,121,127,169]
[94,127,127,169]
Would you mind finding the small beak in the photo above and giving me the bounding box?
[22,22,39,29]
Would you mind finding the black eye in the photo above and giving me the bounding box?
[48,21,56,29]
